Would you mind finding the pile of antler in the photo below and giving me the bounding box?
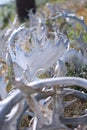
[0,3,87,130]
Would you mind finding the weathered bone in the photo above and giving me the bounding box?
[64,88,87,101]
[8,26,68,80]
[1,4,87,130]
[51,12,87,32]
[0,89,23,129]
[18,77,87,90]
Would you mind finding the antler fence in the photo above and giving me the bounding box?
[0,3,87,130]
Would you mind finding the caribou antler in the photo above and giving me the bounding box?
[1,3,87,130]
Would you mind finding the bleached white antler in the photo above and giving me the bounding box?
[7,16,68,81]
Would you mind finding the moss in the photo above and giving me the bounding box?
[66,64,87,92]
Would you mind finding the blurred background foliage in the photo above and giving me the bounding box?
[0,1,16,28]
[0,0,87,28]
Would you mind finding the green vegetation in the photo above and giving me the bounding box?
[66,64,87,92]
[0,2,16,28]
[66,64,87,79]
